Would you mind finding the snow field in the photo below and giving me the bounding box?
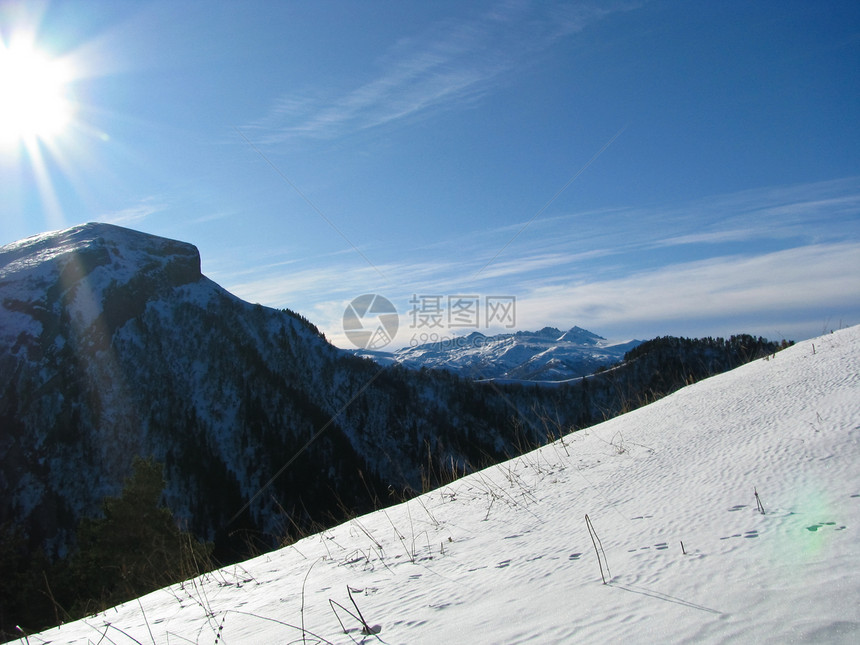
[18,326,860,644]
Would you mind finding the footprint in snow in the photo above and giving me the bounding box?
[568,552,582,561]
[728,505,747,512]
[626,543,671,553]
[806,522,846,532]
[720,530,759,540]
[496,559,511,568]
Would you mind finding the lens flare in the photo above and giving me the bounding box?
[0,39,74,145]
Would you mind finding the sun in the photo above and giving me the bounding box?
[0,38,74,146]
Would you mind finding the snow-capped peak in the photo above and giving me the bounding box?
[366,325,641,382]
[557,325,605,344]
[0,222,201,346]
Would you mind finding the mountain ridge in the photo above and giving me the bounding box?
[359,324,641,381]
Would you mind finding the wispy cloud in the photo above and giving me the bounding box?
[98,196,165,226]
[466,250,609,282]
[650,229,774,248]
[187,210,237,226]
[516,242,860,338]
[244,3,627,143]
[490,176,860,258]
[213,177,860,345]
[220,238,860,347]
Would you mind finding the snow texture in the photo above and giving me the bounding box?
[15,326,860,645]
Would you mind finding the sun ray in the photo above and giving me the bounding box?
[0,20,87,231]
[24,139,66,229]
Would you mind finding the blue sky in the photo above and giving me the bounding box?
[1,0,859,348]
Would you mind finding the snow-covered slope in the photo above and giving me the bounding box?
[361,326,642,381]
[21,325,860,644]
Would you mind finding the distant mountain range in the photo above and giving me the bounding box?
[356,326,642,381]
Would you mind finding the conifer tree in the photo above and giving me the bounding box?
[68,456,212,612]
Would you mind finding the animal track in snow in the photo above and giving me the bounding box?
[626,542,672,553]
[806,522,846,532]
[720,530,759,540]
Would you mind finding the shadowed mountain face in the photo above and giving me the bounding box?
[0,223,557,559]
[0,223,786,565]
